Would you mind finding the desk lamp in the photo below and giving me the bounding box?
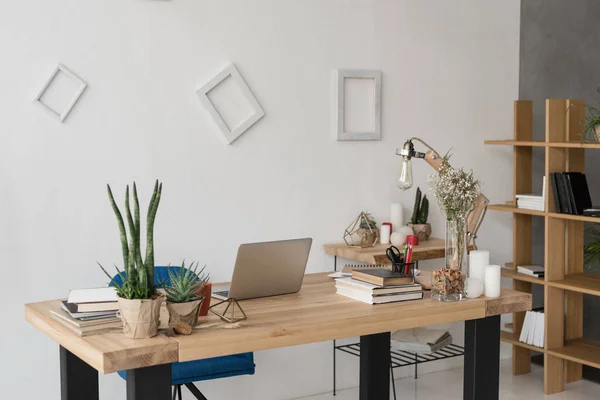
[396,137,489,248]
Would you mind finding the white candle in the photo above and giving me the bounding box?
[469,250,489,283]
[485,265,501,298]
[380,224,391,244]
[390,203,403,232]
[466,277,484,299]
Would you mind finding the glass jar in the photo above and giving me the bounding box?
[431,218,467,301]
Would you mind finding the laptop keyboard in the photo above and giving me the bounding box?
[214,290,230,298]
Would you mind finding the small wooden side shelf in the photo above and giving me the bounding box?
[486,99,598,395]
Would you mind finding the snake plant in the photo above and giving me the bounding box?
[98,180,163,299]
[164,261,209,303]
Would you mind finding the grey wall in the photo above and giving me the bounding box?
[520,0,600,339]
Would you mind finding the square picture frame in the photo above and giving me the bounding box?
[336,69,382,141]
[197,63,265,145]
[33,63,87,123]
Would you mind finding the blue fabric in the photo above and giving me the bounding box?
[113,266,255,384]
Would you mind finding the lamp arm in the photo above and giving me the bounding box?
[400,136,489,247]
[466,194,489,249]
[410,137,488,248]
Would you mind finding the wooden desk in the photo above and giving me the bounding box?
[25,273,531,400]
[323,238,448,265]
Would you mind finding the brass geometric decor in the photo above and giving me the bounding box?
[208,298,247,323]
[344,211,379,248]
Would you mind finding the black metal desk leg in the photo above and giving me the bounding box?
[360,332,390,400]
[463,315,501,400]
[127,364,172,400]
[60,346,99,400]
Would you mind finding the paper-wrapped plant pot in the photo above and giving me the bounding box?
[117,295,164,339]
[166,299,202,327]
[408,223,432,241]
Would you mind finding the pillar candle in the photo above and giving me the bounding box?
[380,224,392,244]
[484,265,501,298]
[466,277,484,299]
[469,250,489,283]
[390,203,403,233]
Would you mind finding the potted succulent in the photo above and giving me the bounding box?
[164,261,209,327]
[98,180,164,339]
[408,187,431,241]
[357,212,379,247]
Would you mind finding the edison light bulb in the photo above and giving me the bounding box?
[397,158,413,190]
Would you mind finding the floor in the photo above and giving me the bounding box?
[296,359,600,400]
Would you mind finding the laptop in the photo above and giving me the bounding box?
[212,238,313,301]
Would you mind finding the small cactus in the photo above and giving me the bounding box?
[411,188,422,224]
[411,187,429,225]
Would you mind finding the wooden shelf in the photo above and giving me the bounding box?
[547,338,600,369]
[501,267,545,285]
[547,273,600,296]
[488,204,600,223]
[501,330,545,353]
[485,139,600,149]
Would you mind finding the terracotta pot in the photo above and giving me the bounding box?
[408,223,432,241]
[117,294,164,339]
[167,299,202,327]
[198,282,212,317]
[595,125,600,143]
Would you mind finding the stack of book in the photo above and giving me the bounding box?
[50,287,122,336]
[550,172,596,215]
[391,328,453,353]
[517,265,544,278]
[335,269,423,304]
[516,176,546,211]
[519,308,545,348]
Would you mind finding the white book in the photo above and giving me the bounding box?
[517,265,544,273]
[519,312,531,343]
[335,278,421,295]
[336,288,423,304]
[527,312,536,345]
[517,200,544,206]
[517,270,544,278]
[516,194,543,200]
[67,287,118,304]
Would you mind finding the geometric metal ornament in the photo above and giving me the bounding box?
[208,298,247,323]
[344,211,379,248]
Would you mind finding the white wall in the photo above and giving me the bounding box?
[0,1,520,399]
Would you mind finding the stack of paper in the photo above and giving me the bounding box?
[516,176,546,211]
[519,309,544,348]
[391,328,453,354]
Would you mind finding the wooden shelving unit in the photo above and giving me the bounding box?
[486,99,595,395]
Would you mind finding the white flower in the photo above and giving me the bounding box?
[428,161,481,221]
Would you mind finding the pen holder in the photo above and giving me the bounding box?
[391,261,416,284]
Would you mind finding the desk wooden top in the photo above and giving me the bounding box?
[323,238,447,264]
[25,273,531,373]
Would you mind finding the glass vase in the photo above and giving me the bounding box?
[431,218,467,302]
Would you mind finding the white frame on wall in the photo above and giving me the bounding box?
[197,63,265,145]
[336,69,382,141]
[33,63,87,123]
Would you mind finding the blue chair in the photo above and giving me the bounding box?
[112,266,255,400]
